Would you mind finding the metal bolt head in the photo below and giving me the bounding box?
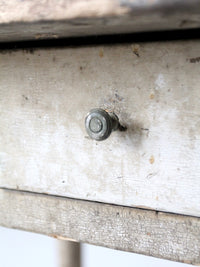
[85,108,113,141]
[89,117,103,133]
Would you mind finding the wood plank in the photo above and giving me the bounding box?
[0,40,200,217]
[0,0,200,42]
[0,189,200,265]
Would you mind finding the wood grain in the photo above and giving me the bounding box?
[0,0,200,42]
[0,189,200,264]
[0,41,200,217]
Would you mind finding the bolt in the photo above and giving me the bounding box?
[85,108,119,141]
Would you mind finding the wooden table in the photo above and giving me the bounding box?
[1,0,200,265]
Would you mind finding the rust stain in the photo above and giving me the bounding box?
[51,234,59,239]
[147,232,151,236]
[150,93,155,99]
[189,57,200,63]
[156,196,159,201]
[49,234,77,242]
[99,49,104,58]
[131,44,140,57]
[149,155,155,164]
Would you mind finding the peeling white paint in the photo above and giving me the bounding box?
[155,74,165,90]
[1,42,200,217]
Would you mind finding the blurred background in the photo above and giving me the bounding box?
[0,226,192,267]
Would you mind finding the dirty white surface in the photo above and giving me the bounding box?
[0,41,200,216]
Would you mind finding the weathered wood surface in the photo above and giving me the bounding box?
[0,0,200,42]
[0,189,200,265]
[0,41,200,217]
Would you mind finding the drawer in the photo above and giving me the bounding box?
[0,40,200,217]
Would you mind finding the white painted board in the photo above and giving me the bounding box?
[0,41,200,216]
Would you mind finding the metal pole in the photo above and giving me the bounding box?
[58,240,80,267]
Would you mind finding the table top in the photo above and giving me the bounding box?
[0,0,200,42]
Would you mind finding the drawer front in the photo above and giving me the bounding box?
[0,41,200,216]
